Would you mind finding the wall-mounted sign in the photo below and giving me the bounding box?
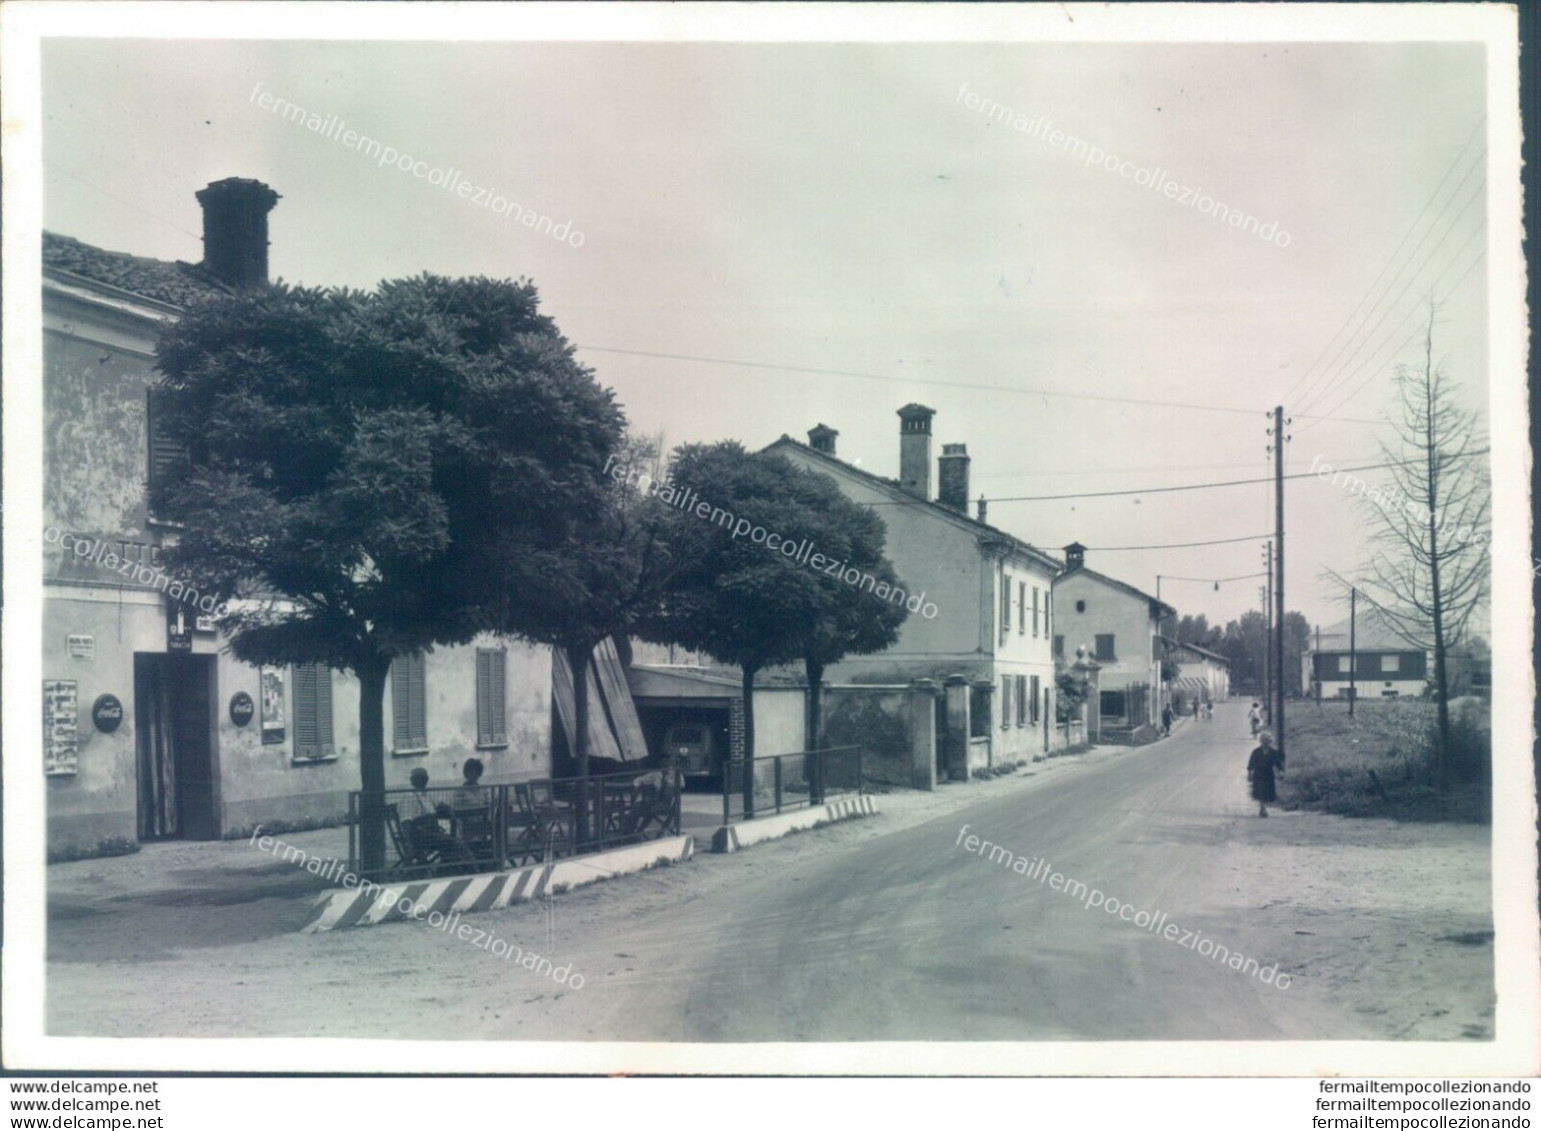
[166,602,192,652]
[67,634,94,660]
[230,691,255,728]
[91,693,124,734]
[260,667,286,745]
[195,615,217,633]
[44,680,79,776]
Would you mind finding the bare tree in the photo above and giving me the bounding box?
[1356,307,1490,787]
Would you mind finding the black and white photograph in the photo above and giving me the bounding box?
[2,1,1536,1088]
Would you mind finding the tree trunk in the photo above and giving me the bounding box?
[804,658,825,804]
[565,641,596,845]
[1424,386,1453,790]
[741,663,759,819]
[356,656,391,875]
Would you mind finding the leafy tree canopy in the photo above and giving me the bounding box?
[151,274,625,675]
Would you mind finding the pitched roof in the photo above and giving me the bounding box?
[1060,563,1177,618]
[763,434,1063,575]
[42,232,226,310]
[1161,636,1229,664]
[1313,607,1423,653]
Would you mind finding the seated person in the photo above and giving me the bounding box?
[451,757,489,811]
[400,767,460,858]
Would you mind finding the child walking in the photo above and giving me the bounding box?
[1246,731,1284,817]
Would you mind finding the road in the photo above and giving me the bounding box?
[48,702,1493,1043]
[585,704,1320,1041]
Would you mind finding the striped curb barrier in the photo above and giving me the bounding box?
[710,794,878,853]
[298,834,695,933]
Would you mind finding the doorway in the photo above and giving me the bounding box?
[134,653,219,840]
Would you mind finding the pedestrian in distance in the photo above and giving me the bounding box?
[1247,730,1284,817]
[1161,703,1174,736]
[1248,701,1262,736]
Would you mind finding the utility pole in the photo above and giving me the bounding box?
[1315,623,1322,708]
[1263,542,1273,723]
[1272,405,1287,761]
[1349,586,1357,717]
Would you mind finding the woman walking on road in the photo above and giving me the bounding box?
[1248,701,1262,735]
[1247,731,1284,817]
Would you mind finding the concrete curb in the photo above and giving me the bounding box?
[709,794,878,853]
[298,834,695,933]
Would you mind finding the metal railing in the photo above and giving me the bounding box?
[720,746,863,824]
[347,765,682,883]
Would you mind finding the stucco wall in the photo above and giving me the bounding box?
[1053,571,1161,726]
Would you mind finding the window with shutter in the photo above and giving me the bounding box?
[146,388,189,496]
[1033,587,1040,636]
[1031,675,1041,723]
[392,652,428,753]
[1017,675,1028,726]
[1096,634,1116,662]
[1018,582,1026,634]
[476,648,508,747]
[1001,676,1012,730]
[1001,574,1012,638]
[292,663,335,760]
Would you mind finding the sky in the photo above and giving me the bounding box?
[41,38,1491,632]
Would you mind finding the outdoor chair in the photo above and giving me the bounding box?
[385,803,455,879]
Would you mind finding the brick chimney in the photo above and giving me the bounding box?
[808,423,839,456]
[196,177,280,289]
[938,443,970,513]
[1065,542,1087,571]
[897,403,935,499]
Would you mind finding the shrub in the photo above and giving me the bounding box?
[48,836,141,864]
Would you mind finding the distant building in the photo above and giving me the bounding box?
[1304,609,1428,699]
[42,179,552,857]
[1052,544,1175,733]
[1162,637,1231,706]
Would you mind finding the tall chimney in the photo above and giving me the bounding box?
[1065,542,1087,571]
[807,423,839,456]
[938,443,970,513]
[896,403,935,499]
[196,177,280,289]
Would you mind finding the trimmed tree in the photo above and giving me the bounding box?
[150,275,623,871]
[640,442,847,817]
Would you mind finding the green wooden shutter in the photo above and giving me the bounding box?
[393,652,427,751]
[476,651,492,746]
[315,666,334,758]
[490,649,506,744]
[294,664,318,758]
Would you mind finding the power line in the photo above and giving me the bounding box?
[1283,122,1484,408]
[576,344,1385,424]
[862,448,1488,506]
[1296,242,1487,431]
[1297,183,1486,419]
[50,164,203,240]
[1085,537,1270,552]
[1157,570,1269,582]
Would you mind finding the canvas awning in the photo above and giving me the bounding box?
[551,637,649,762]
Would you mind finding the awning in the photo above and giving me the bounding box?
[1171,676,1209,694]
[551,637,649,762]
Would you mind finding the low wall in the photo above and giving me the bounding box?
[299,835,696,932]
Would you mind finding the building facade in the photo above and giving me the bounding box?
[1304,611,1429,700]
[1052,544,1174,732]
[42,179,552,857]
[767,405,1064,777]
[1163,638,1231,707]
